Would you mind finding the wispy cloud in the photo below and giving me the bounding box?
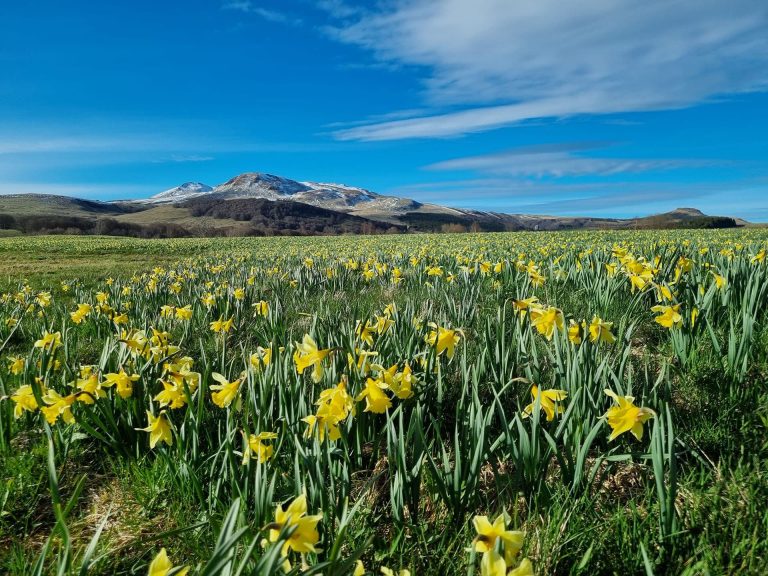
[0,136,152,155]
[327,0,768,140]
[152,154,215,164]
[425,143,720,178]
[222,1,301,25]
[387,176,764,218]
[0,182,160,201]
[315,0,361,20]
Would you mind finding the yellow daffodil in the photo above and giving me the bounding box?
[381,568,411,576]
[154,380,188,409]
[40,390,76,425]
[7,356,25,375]
[522,385,568,421]
[473,515,524,557]
[588,316,616,344]
[425,323,462,359]
[242,431,278,464]
[34,330,62,351]
[147,547,188,576]
[567,320,584,345]
[356,320,375,347]
[651,304,682,329]
[160,305,175,318]
[268,494,323,558]
[74,370,105,404]
[102,369,140,399]
[210,316,235,333]
[303,413,341,442]
[389,363,416,400]
[480,550,507,576]
[507,558,534,576]
[512,297,539,317]
[210,372,242,408]
[603,389,655,441]
[253,300,269,317]
[529,306,564,340]
[293,334,332,383]
[356,377,392,413]
[138,410,173,448]
[35,292,52,308]
[175,305,193,320]
[11,385,38,418]
[70,303,92,324]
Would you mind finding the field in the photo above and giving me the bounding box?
[1,231,767,575]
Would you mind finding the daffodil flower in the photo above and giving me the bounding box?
[155,380,188,409]
[293,334,332,383]
[355,378,392,414]
[529,306,564,340]
[102,369,140,399]
[210,372,242,408]
[34,330,62,351]
[147,547,189,576]
[242,431,278,464]
[267,494,323,560]
[138,410,173,449]
[588,316,616,344]
[11,385,38,418]
[522,385,568,421]
[603,389,655,441]
[473,514,524,557]
[651,304,682,329]
[381,567,411,576]
[210,316,235,333]
[568,319,585,345]
[425,323,462,359]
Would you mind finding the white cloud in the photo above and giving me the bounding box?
[222,1,300,25]
[0,136,149,155]
[328,0,768,140]
[425,143,718,177]
[315,0,360,19]
[153,154,215,164]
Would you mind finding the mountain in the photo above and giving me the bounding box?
[152,182,213,202]
[144,172,423,214]
[0,171,750,237]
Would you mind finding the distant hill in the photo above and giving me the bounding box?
[0,172,748,237]
[626,207,744,229]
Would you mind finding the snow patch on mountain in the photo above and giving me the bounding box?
[150,182,213,202]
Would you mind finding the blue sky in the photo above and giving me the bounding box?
[1,0,767,219]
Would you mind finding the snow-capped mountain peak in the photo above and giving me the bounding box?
[137,170,424,217]
[213,172,312,198]
[151,182,213,201]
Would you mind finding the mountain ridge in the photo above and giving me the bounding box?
[0,170,751,237]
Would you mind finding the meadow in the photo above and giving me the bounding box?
[1,230,767,575]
